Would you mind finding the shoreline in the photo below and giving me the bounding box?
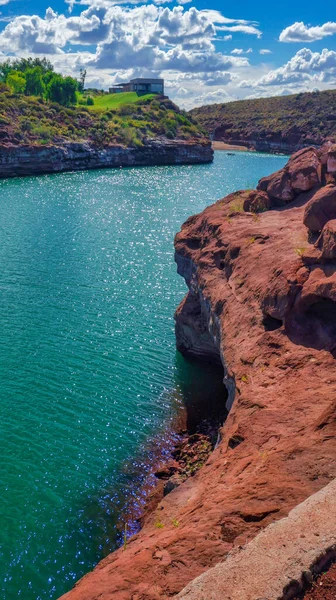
[212,141,250,152]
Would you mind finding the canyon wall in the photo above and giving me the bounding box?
[59,144,336,600]
[0,139,213,178]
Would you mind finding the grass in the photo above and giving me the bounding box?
[78,91,155,111]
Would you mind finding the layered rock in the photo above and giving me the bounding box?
[59,145,336,600]
[0,138,213,178]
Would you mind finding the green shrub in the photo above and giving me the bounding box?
[86,96,94,106]
[32,125,52,141]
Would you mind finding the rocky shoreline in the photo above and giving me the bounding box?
[0,138,213,178]
[60,143,336,600]
[211,134,315,154]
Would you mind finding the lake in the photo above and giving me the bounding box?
[0,150,287,599]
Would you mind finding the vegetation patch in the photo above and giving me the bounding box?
[0,57,206,148]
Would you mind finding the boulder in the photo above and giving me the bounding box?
[243,190,272,213]
[257,169,294,203]
[315,219,336,259]
[257,147,322,203]
[327,144,336,174]
[287,147,321,192]
[303,184,336,232]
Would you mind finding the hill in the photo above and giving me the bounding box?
[189,89,336,153]
[0,90,204,148]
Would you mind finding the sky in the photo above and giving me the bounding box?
[0,0,335,108]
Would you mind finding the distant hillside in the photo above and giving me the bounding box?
[189,89,336,153]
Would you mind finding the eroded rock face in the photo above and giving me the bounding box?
[59,148,336,600]
[0,139,214,178]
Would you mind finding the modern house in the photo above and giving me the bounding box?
[109,78,164,95]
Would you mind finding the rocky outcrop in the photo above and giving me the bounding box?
[59,144,336,600]
[0,138,213,178]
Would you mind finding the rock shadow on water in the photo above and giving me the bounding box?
[76,351,228,570]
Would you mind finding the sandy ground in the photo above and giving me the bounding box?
[212,141,250,151]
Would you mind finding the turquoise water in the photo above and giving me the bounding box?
[0,151,287,599]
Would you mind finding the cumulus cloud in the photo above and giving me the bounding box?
[0,5,259,56]
[240,47,336,90]
[191,88,229,107]
[0,4,253,76]
[259,48,271,54]
[279,21,336,43]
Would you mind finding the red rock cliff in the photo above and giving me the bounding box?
[60,144,336,600]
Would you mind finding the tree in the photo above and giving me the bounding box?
[63,76,78,105]
[25,67,45,97]
[78,68,87,93]
[0,57,54,81]
[46,74,78,106]
[6,71,26,94]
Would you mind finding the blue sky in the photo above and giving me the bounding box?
[0,0,335,107]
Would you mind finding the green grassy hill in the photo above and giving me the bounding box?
[189,89,336,151]
[79,92,155,111]
[0,91,206,148]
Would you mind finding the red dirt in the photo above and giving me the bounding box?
[60,145,336,600]
[295,563,336,600]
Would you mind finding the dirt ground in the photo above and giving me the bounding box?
[295,562,336,600]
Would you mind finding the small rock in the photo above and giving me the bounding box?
[163,474,184,496]
[243,190,272,213]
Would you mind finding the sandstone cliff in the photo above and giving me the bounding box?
[59,144,336,600]
[0,139,213,178]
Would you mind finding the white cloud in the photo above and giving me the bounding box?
[279,21,336,43]
[216,24,261,37]
[231,47,252,55]
[259,48,271,54]
[183,87,230,108]
[240,47,336,90]
[0,4,253,77]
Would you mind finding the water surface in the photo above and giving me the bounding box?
[0,151,287,599]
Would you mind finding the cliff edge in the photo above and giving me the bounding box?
[60,144,336,600]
